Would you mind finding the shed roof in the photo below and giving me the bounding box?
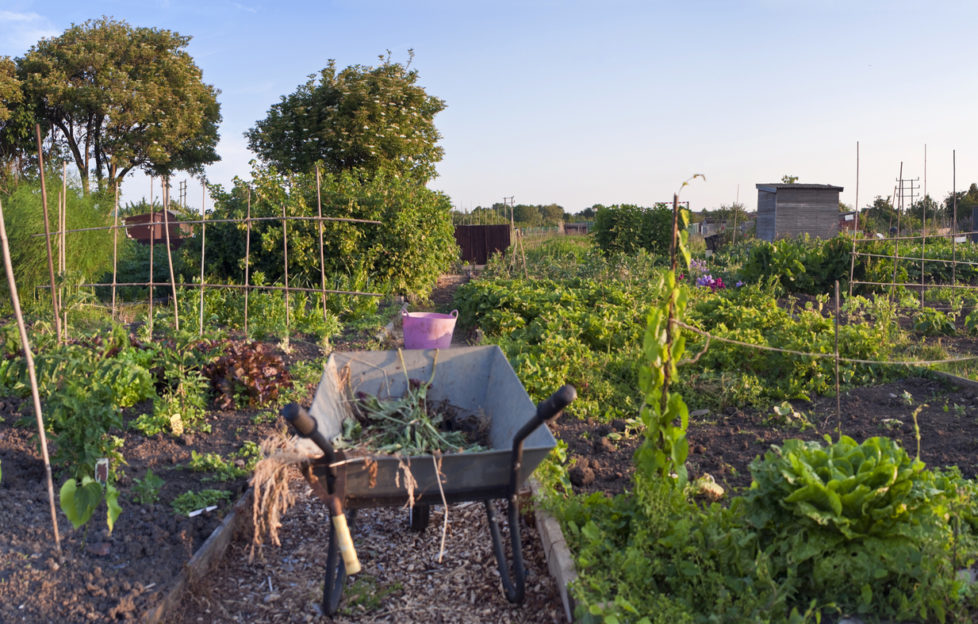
[756,183,844,192]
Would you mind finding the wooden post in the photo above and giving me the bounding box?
[61,161,67,274]
[148,180,155,335]
[0,198,63,562]
[198,180,207,337]
[244,190,251,337]
[834,280,841,432]
[920,168,927,308]
[889,164,903,303]
[849,141,859,298]
[60,185,67,338]
[35,124,62,344]
[316,165,328,323]
[162,178,179,331]
[953,150,958,287]
[282,201,290,348]
[112,180,119,321]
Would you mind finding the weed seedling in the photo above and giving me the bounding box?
[133,469,165,504]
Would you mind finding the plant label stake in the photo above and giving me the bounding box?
[95,458,109,485]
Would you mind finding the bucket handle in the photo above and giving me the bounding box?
[450,309,458,318]
[400,304,409,317]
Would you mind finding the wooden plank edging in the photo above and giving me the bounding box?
[529,477,577,623]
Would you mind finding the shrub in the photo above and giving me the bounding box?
[0,180,115,311]
[185,164,458,302]
[592,203,681,257]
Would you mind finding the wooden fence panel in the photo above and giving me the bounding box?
[454,225,511,264]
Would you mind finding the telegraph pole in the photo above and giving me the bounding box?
[504,196,515,229]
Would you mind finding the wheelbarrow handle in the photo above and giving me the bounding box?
[282,403,336,465]
[508,385,576,496]
[514,384,577,447]
[282,403,361,576]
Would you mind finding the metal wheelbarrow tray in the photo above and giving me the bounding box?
[283,345,575,615]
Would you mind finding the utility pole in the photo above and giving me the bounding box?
[178,180,188,210]
[503,196,515,229]
[895,175,920,229]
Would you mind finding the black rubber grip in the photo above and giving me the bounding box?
[283,403,317,437]
[535,384,577,424]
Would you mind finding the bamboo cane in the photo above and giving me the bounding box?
[0,198,62,562]
[316,165,328,323]
[112,180,119,321]
[35,124,62,343]
[162,179,180,331]
[834,280,841,432]
[282,201,290,350]
[148,177,155,335]
[198,180,207,337]
[61,161,67,274]
[244,190,252,337]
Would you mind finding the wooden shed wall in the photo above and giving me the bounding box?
[774,188,840,239]
[454,224,511,265]
[124,211,190,248]
[757,190,777,241]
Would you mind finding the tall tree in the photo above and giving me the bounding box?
[0,56,34,186]
[0,56,19,122]
[540,203,564,225]
[513,204,542,226]
[18,17,221,193]
[246,51,445,183]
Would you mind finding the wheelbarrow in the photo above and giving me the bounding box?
[282,345,575,615]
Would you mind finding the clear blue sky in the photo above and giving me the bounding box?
[2,0,977,214]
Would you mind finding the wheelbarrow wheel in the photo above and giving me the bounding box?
[408,503,431,532]
[322,509,358,615]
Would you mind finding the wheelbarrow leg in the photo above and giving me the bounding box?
[484,497,526,603]
[322,508,358,615]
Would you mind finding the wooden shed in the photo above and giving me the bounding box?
[755,183,844,241]
[124,210,192,248]
[454,224,511,265]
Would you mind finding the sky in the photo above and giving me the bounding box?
[1,0,977,214]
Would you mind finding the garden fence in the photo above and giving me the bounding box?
[25,169,388,345]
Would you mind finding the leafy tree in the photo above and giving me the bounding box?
[944,183,978,227]
[17,17,221,194]
[781,174,799,184]
[540,203,564,226]
[186,164,458,301]
[911,195,941,227]
[0,56,35,187]
[0,57,19,122]
[861,196,897,234]
[513,204,542,227]
[246,51,445,183]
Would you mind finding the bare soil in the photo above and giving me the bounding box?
[0,339,322,624]
[555,375,978,498]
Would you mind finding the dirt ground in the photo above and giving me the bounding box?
[555,375,978,498]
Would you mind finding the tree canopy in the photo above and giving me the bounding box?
[246,52,445,182]
[16,17,221,193]
[0,57,20,122]
[0,56,32,186]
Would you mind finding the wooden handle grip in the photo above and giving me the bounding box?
[331,513,361,575]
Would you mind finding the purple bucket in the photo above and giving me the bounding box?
[402,309,459,349]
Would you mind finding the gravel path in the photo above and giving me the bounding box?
[164,471,565,623]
